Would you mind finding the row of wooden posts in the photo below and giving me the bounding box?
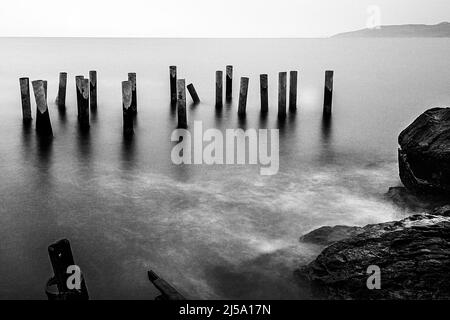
[19,66,334,137]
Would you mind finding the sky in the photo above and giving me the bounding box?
[0,0,448,37]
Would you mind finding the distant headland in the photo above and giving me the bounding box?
[332,22,450,38]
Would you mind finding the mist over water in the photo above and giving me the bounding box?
[0,38,449,299]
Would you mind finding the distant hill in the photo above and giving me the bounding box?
[333,22,450,38]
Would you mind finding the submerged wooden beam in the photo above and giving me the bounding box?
[128,72,137,114]
[89,70,97,111]
[177,79,187,129]
[215,70,223,108]
[32,80,53,137]
[260,74,268,114]
[46,239,89,300]
[323,70,334,117]
[148,270,185,300]
[19,77,32,123]
[187,83,200,104]
[170,66,177,105]
[56,72,67,108]
[237,77,249,117]
[226,65,233,101]
[122,80,134,137]
[289,71,298,112]
[278,72,287,119]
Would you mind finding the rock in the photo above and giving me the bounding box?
[296,213,450,299]
[385,186,449,212]
[398,107,450,195]
[300,225,364,246]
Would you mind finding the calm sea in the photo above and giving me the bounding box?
[0,38,449,299]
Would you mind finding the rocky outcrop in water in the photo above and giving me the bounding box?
[297,213,450,299]
[398,107,450,195]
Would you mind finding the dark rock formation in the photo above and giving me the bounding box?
[300,225,364,246]
[398,107,450,196]
[297,213,450,299]
[385,186,449,212]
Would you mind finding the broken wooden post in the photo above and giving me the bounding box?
[215,70,223,108]
[289,71,298,112]
[19,77,32,123]
[43,80,48,100]
[77,79,90,129]
[226,65,233,101]
[187,83,200,104]
[323,70,334,117]
[260,74,268,114]
[128,72,137,114]
[56,72,67,108]
[170,66,177,105]
[148,270,185,300]
[46,239,89,300]
[122,80,134,137]
[278,72,287,119]
[32,80,53,137]
[89,71,97,111]
[237,77,249,117]
[75,76,84,117]
[177,79,187,129]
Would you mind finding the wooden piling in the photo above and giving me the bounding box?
[32,80,53,137]
[177,79,187,129]
[19,77,32,123]
[128,72,137,114]
[226,65,233,101]
[148,270,185,300]
[89,71,97,111]
[78,79,90,129]
[237,77,249,117]
[56,72,67,108]
[289,71,298,112]
[122,81,134,137]
[260,74,268,114]
[43,80,48,100]
[187,83,200,104]
[278,72,287,119]
[215,71,223,108]
[75,76,84,117]
[46,239,89,300]
[170,66,177,105]
[323,70,334,117]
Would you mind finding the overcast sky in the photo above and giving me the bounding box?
[0,0,448,37]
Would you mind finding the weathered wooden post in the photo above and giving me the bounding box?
[32,80,53,137]
[323,70,334,117]
[148,270,185,300]
[177,79,187,129]
[289,71,298,112]
[170,66,177,105]
[78,79,90,129]
[45,239,89,300]
[122,81,134,137]
[278,72,287,119]
[187,83,200,104]
[260,74,268,114]
[128,72,137,114]
[89,70,97,111]
[215,71,223,108]
[75,76,84,117]
[237,77,249,117]
[226,65,233,101]
[19,77,32,123]
[56,72,67,108]
[43,80,48,99]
